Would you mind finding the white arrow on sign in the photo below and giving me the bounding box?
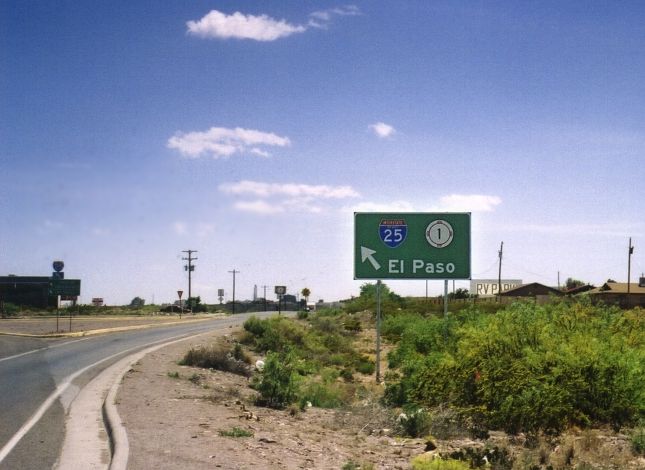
[360,246,381,271]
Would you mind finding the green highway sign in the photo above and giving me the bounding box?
[354,212,471,280]
[49,279,81,296]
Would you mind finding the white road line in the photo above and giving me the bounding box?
[0,332,195,465]
[0,338,91,364]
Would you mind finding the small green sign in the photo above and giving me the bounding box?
[354,212,471,280]
[49,279,81,296]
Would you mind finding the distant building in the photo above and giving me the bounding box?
[499,282,564,304]
[0,276,53,308]
[564,284,595,295]
[586,279,645,308]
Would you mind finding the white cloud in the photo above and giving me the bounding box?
[234,200,285,215]
[219,180,360,199]
[369,122,396,139]
[309,5,360,28]
[196,223,215,238]
[167,127,291,159]
[221,180,360,214]
[346,194,502,213]
[172,222,217,237]
[91,227,110,236]
[187,10,306,41]
[348,200,416,213]
[173,222,187,235]
[437,194,502,212]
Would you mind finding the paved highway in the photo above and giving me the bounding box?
[0,312,282,469]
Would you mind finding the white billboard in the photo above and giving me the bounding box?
[470,279,522,297]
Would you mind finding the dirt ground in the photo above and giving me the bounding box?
[116,330,420,470]
[115,328,645,470]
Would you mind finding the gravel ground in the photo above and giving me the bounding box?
[116,330,418,470]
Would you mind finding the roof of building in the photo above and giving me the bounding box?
[565,284,596,295]
[586,282,645,295]
[499,282,564,297]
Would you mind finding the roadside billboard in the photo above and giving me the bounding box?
[470,279,522,297]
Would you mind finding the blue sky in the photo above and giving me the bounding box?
[1,1,643,305]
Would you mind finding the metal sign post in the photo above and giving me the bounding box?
[177,290,183,319]
[355,213,472,384]
[275,286,286,315]
[376,280,382,383]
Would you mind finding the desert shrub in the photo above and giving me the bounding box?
[398,407,432,437]
[384,301,645,434]
[315,307,343,317]
[245,315,308,353]
[253,350,299,408]
[299,379,344,408]
[297,310,309,320]
[410,455,469,470]
[231,342,252,364]
[1,302,20,317]
[343,316,362,332]
[219,427,253,438]
[355,355,376,375]
[631,420,645,455]
[179,345,251,377]
[243,315,266,336]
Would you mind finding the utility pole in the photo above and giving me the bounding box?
[628,238,634,294]
[229,269,239,314]
[558,271,561,290]
[182,250,197,313]
[262,285,268,311]
[497,241,504,303]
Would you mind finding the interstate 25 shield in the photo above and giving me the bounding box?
[379,219,408,248]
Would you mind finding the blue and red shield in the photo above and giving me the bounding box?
[379,219,407,248]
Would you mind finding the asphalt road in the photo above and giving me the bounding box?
[0,312,284,469]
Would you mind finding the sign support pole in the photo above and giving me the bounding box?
[376,280,382,383]
[443,280,448,318]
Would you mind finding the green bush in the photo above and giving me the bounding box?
[410,455,469,470]
[355,356,376,375]
[631,421,645,455]
[179,345,251,377]
[253,350,299,409]
[384,301,645,434]
[219,427,253,438]
[398,407,432,437]
[1,302,20,317]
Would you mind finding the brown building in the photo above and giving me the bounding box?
[499,282,564,304]
[586,279,645,308]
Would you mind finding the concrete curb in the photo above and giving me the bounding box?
[56,330,218,469]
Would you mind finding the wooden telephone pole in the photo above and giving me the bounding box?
[182,250,197,313]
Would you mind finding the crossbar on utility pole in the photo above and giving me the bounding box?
[182,250,197,313]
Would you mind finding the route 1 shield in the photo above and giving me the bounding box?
[379,218,408,248]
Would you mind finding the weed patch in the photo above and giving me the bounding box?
[219,427,253,438]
